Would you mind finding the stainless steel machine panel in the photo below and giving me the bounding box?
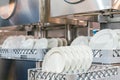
[51,0,120,17]
[0,0,40,27]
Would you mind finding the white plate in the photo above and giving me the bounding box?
[57,38,63,47]
[80,45,93,73]
[89,29,119,50]
[47,38,58,48]
[25,36,34,39]
[16,35,26,48]
[42,47,70,73]
[42,46,93,73]
[114,29,120,49]
[64,46,77,73]
[61,38,68,46]
[70,46,83,73]
[72,46,85,73]
[59,47,72,73]
[2,36,25,49]
[43,52,65,73]
[75,46,87,73]
[114,29,120,36]
[20,39,34,49]
[2,36,16,49]
[71,36,89,46]
[66,46,78,73]
[33,38,48,49]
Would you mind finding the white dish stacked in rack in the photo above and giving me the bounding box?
[89,29,120,64]
[0,35,68,60]
[1,36,68,49]
[71,36,89,46]
[42,45,93,73]
[2,36,48,49]
[89,29,119,50]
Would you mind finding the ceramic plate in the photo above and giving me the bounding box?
[70,46,83,73]
[61,38,68,46]
[71,36,89,46]
[47,38,58,48]
[89,29,119,50]
[80,45,93,72]
[20,39,34,49]
[72,46,85,73]
[114,29,120,49]
[33,38,48,49]
[59,47,72,72]
[2,36,29,49]
[42,47,69,73]
[42,52,65,73]
[25,36,34,39]
[64,46,77,73]
[16,35,26,48]
[2,36,13,49]
[57,38,63,47]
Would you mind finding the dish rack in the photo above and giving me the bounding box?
[0,48,120,63]
[93,49,120,64]
[0,49,48,61]
[28,65,120,80]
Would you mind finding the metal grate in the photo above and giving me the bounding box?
[93,50,120,58]
[93,50,120,64]
[28,65,119,80]
[1,49,120,63]
[0,49,48,61]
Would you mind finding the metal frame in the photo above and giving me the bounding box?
[51,0,120,17]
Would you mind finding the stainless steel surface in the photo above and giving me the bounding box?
[87,22,92,40]
[49,17,88,26]
[0,0,16,19]
[0,0,91,27]
[66,24,72,44]
[99,14,120,29]
[51,0,120,17]
[0,0,49,27]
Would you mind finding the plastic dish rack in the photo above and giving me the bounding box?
[28,65,120,80]
[93,50,120,64]
[0,49,120,63]
[0,49,48,61]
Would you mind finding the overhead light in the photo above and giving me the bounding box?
[73,18,78,21]
[79,20,84,23]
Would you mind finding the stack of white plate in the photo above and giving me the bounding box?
[42,45,93,73]
[2,36,68,49]
[61,38,68,46]
[2,36,48,49]
[47,38,58,48]
[33,38,48,49]
[20,38,35,49]
[89,29,119,50]
[114,29,120,49]
[2,35,26,49]
[47,38,67,48]
[20,37,48,49]
[71,36,89,46]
